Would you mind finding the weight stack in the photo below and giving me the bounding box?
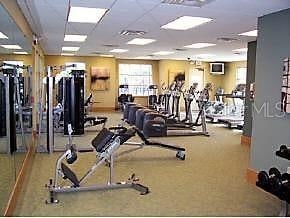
[0,80,6,136]
[64,70,85,135]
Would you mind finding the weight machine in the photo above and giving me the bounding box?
[0,63,29,153]
[37,66,87,153]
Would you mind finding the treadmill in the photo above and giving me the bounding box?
[216,84,246,129]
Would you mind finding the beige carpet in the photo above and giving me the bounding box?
[13,112,283,216]
[0,149,27,214]
[0,154,15,215]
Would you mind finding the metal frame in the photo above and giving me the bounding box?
[5,76,11,154]
[46,132,149,204]
[37,66,55,153]
[278,201,288,217]
[0,65,27,154]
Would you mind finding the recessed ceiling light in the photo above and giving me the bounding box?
[64,34,87,42]
[109,49,128,53]
[13,51,28,55]
[135,56,153,59]
[68,6,108,23]
[233,48,248,52]
[239,30,258,37]
[196,53,216,58]
[127,38,156,45]
[161,16,212,30]
[61,53,75,56]
[99,54,114,57]
[184,43,216,48]
[0,44,22,49]
[0,32,8,39]
[153,51,175,55]
[62,46,80,51]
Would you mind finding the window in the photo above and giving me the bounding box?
[189,68,204,91]
[119,64,153,96]
[236,67,247,85]
[3,60,24,74]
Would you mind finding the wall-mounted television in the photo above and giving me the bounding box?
[210,63,224,74]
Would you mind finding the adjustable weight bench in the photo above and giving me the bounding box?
[46,127,149,204]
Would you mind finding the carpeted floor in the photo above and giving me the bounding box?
[0,141,28,215]
[13,112,284,216]
[0,155,15,215]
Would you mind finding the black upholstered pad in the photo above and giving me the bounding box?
[91,128,115,152]
[61,163,80,187]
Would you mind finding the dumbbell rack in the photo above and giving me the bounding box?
[256,146,290,217]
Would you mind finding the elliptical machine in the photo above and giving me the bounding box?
[141,83,210,137]
[148,85,159,109]
[181,82,199,124]
[118,85,134,111]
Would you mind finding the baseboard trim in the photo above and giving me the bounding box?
[91,107,116,112]
[4,143,35,216]
[241,135,251,146]
[246,168,257,185]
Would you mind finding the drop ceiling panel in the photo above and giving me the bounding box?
[70,0,116,9]
[15,0,290,61]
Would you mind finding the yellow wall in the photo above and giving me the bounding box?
[44,55,247,109]
[159,60,224,100]
[0,54,33,66]
[45,55,117,109]
[158,59,188,87]
[223,61,247,93]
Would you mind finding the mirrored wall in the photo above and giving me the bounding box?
[0,3,32,215]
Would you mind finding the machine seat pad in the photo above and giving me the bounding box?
[117,128,136,144]
[85,117,96,122]
[96,116,108,120]
[91,128,115,152]
[61,163,80,187]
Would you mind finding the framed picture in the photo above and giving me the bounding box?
[281,58,290,113]
[91,67,110,90]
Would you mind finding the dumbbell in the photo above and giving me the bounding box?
[271,173,290,200]
[257,167,281,191]
[279,144,290,155]
[279,145,288,152]
[66,147,77,164]
[276,145,290,160]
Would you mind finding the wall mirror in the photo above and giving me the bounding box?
[0,2,32,215]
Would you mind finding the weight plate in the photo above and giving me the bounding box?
[280,145,288,152]
[282,173,290,181]
[258,171,269,185]
[269,167,281,178]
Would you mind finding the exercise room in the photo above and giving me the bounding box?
[0,0,290,216]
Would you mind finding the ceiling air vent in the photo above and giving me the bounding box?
[102,44,119,47]
[161,0,215,7]
[119,30,147,36]
[217,37,238,43]
[175,48,187,51]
